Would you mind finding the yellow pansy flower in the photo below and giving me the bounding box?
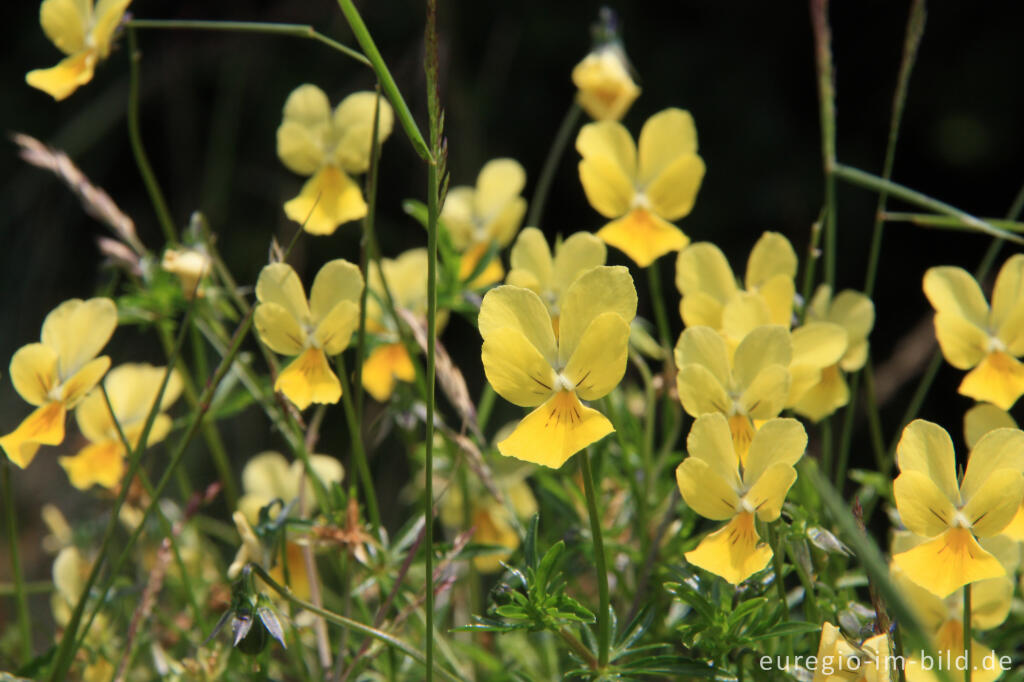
[963,403,1024,542]
[675,232,797,336]
[440,158,528,288]
[58,363,183,490]
[576,108,705,267]
[811,623,892,682]
[674,325,791,459]
[924,255,1024,409]
[277,85,394,235]
[362,249,428,402]
[675,413,807,585]
[892,419,1024,597]
[506,227,607,334]
[789,286,874,422]
[479,266,637,468]
[237,450,344,524]
[162,246,212,300]
[1,297,117,468]
[571,43,641,122]
[26,0,132,101]
[254,259,363,410]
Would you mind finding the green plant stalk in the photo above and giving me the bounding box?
[962,585,971,682]
[49,303,201,681]
[476,383,497,434]
[799,213,824,324]
[862,362,888,474]
[2,461,32,664]
[579,448,610,668]
[127,19,369,66]
[335,0,432,162]
[893,620,908,682]
[810,0,837,289]
[526,102,582,228]
[882,212,1024,233]
[558,628,599,669]
[647,260,673,349]
[821,418,834,481]
[629,351,657,553]
[834,371,859,488]
[782,539,818,623]
[768,521,789,607]
[0,581,52,596]
[127,28,177,245]
[189,323,239,509]
[335,353,381,531]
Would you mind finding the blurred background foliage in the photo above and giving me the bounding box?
[1,0,1023,645]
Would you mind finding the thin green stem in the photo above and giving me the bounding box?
[646,260,672,349]
[862,362,888,474]
[335,0,432,162]
[834,372,859,488]
[579,448,610,669]
[526,102,582,228]
[127,19,369,66]
[821,418,834,481]
[335,354,381,532]
[558,628,598,669]
[810,0,837,289]
[2,461,32,664]
[0,581,52,596]
[962,584,971,682]
[893,620,908,682]
[782,540,818,623]
[476,383,497,435]
[190,322,239,509]
[768,522,789,607]
[127,28,177,245]
[882,212,1024,233]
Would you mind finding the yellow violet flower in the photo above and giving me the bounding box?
[26,0,132,101]
[892,419,1024,597]
[675,232,797,337]
[362,248,428,402]
[675,413,807,585]
[924,255,1024,409]
[440,158,528,287]
[254,259,363,410]
[277,85,394,235]
[571,43,641,122]
[238,450,344,524]
[479,266,637,468]
[674,325,792,459]
[1,297,117,468]
[59,363,183,490]
[963,403,1024,542]
[506,227,607,334]
[811,623,893,682]
[162,246,212,300]
[577,108,705,267]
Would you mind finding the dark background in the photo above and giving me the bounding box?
[1,0,1022,637]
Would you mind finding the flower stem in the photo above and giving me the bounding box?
[963,584,971,682]
[526,102,582,229]
[579,448,610,669]
[810,0,837,289]
[335,354,381,532]
[2,461,32,664]
[646,260,672,349]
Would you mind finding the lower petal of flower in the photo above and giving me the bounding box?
[904,620,1000,682]
[59,441,126,490]
[728,414,755,467]
[275,348,342,410]
[892,527,1005,599]
[284,165,367,236]
[684,511,773,585]
[25,51,97,101]
[0,402,67,468]
[792,364,850,423]
[362,343,415,402]
[958,350,1024,410]
[596,209,689,268]
[460,242,505,288]
[497,390,613,469]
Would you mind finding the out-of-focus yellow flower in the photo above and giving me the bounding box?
[26,0,132,101]
[577,109,705,267]
[963,403,1024,542]
[238,450,344,524]
[162,247,212,299]
[277,86,394,235]
[674,325,791,460]
[571,43,640,121]
[362,249,428,402]
[924,255,1024,409]
[254,260,363,410]
[892,419,1024,597]
[441,159,528,288]
[479,266,636,468]
[675,413,806,584]
[58,363,183,490]
[811,623,892,682]
[1,298,117,468]
[52,547,114,651]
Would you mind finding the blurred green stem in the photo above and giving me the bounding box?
[963,585,971,682]
[647,260,672,349]
[527,102,582,229]
[810,0,837,289]
[335,354,381,532]
[579,448,610,668]
[2,461,32,665]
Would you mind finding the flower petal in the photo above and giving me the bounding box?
[60,356,111,406]
[314,300,360,355]
[733,325,792,390]
[276,84,330,175]
[745,462,798,522]
[970,575,1014,630]
[256,263,310,324]
[41,297,117,381]
[571,46,640,121]
[558,266,637,364]
[679,292,725,330]
[497,391,614,468]
[963,403,1017,450]
[676,364,732,418]
[59,441,124,490]
[596,209,688,268]
[720,293,771,344]
[961,426,1024,501]
[923,266,990,328]
[893,471,957,538]
[738,364,790,420]
[362,343,415,402]
[9,343,58,406]
[26,50,96,101]
[674,326,731,388]
[0,402,67,468]
[896,419,961,506]
[644,154,705,221]
[275,348,341,410]
[478,285,558,366]
[481,328,557,407]
[959,350,1024,410]
[576,120,637,182]
[39,0,88,55]
[242,451,292,502]
[332,91,395,174]
[757,274,796,327]
[552,232,607,295]
[484,197,527,248]
[676,242,738,305]
[893,528,1004,598]
[685,413,741,487]
[255,302,308,356]
[508,228,553,292]
[745,232,797,289]
[934,311,989,370]
[637,108,698,185]
[685,512,772,585]
[988,253,1024,331]
[743,417,806,485]
[579,157,634,218]
[309,259,363,322]
[460,241,506,289]
[675,457,739,521]
[962,468,1024,537]
[475,158,526,221]
[91,0,132,58]
[440,186,476,250]
[791,364,849,423]
[284,165,367,235]
[564,312,630,401]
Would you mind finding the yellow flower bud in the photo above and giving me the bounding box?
[572,45,641,122]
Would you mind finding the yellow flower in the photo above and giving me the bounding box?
[963,403,1024,542]
[892,419,1024,597]
[675,413,806,584]
[237,450,344,524]
[674,325,791,459]
[571,43,640,121]
[675,232,797,337]
[1,297,117,468]
[441,159,528,288]
[577,109,705,267]
[58,363,183,490]
[811,623,892,682]
[924,255,1024,409]
[479,266,637,468]
[277,86,394,235]
[362,249,428,402]
[254,260,363,410]
[162,247,212,300]
[26,0,132,101]
[506,227,607,334]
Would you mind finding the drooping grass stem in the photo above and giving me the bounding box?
[579,448,611,668]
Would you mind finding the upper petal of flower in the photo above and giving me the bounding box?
[91,0,133,58]
[41,297,117,381]
[40,0,90,54]
[579,156,634,219]
[255,302,308,356]
[475,159,526,222]
[313,300,361,356]
[744,461,798,522]
[676,364,731,418]
[960,427,1024,501]
[933,311,989,370]
[733,325,792,391]
[497,390,614,468]
[637,109,698,186]
[675,457,739,521]
[9,343,59,406]
[242,451,292,506]
[439,186,476,250]
[643,154,705,222]
[686,413,741,488]
[276,84,331,175]
[552,232,606,296]
[557,266,637,365]
[478,285,558,366]
[721,293,773,344]
[893,471,957,538]
[745,232,797,290]
[309,259,363,323]
[675,326,731,388]
[289,454,345,511]
[481,327,556,407]
[961,468,1024,537]
[963,403,1017,450]
[256,263,311,325]
[76,364,183,442]
[896,419,961,506]
[988,253,1024,333]
[923,266,990,329]
[332,91,395,174]
[60,356,111,407]
[564,312,630,401]
[757,273,796,328]
[743,417,806,485]
[508,228,553,294]
[676,242,738,307]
